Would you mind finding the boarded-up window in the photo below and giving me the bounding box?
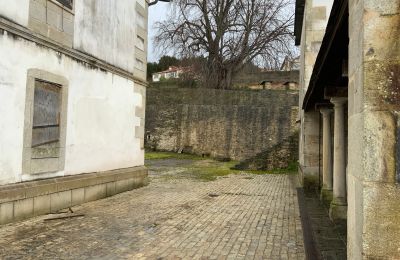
[55,0,73,9]
[32,80,61,148]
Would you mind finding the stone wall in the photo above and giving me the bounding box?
[145,87,299,162]
[232,70,299,89]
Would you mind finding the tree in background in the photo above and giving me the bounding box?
[147,62,161,80]
[154,0,294,89]
[158,55,180,71]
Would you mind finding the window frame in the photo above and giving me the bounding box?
[22,69,69,176]
[54,0,73,10]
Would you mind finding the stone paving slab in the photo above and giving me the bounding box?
[0,167,305,259]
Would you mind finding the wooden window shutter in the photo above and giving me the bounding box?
[32,80,61,147]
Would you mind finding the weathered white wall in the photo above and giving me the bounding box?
[0,0,30,26]
[0,32,144,185]
[74,0,136,73]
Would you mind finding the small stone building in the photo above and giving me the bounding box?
[0,0,149,224]
[296,0,400,258]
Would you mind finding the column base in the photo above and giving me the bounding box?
[320,188,333,206]
[329,200,347,221]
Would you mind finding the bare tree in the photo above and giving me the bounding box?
[154,0,295,89]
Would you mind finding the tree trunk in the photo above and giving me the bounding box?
[204,60,234,89]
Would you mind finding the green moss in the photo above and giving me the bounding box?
[145,151,205,160]
[302,175,319,194]
[244,161,298,175]
[320,188,333,206]
[146,152,299,182]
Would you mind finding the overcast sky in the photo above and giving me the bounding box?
[148,2,171,62]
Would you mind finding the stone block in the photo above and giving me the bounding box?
[363,14,400,62]
[364,0,400,15]
[62,13,74,35]
[363,61,400,111]
[31,157,59,174]
[30,0,47,22]
[50,190,71,213]
[363,111,397,182]
[362,181,400,259]
[46,2,63,30]
[57,177,94,193]
[71,188,85,206]
[115,179,132,193]
[28,17,48,36]
[135,125,145,139]
[33,195,51,216]
[84,184,107,202]
[135,106,145,118]
[347,67,364,116]
[346,174,363,260]
[14,198,34,221]
[0,202,14,225]
[106,182,116,197]
[62,9,74,21]
[311,6,326,20]
[0,187,26,204]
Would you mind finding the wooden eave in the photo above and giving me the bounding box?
[302,0,349,111]
[294,0,305,46]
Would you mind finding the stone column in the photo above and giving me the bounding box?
[320,108,333,204]
[329,97,347,220]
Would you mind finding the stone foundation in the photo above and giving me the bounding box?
[0,166,148,225]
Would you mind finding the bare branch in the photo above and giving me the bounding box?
[154,0,295,89]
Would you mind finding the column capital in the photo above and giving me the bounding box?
[330,97,347,106]
[320,107,333,116]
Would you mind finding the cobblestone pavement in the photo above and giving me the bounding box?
[0,160,305,260]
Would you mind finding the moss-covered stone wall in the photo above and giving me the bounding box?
[145,87,299,162]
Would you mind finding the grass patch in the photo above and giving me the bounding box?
[145,151,204,160]
[186,161,241,181]
[145,151,298,181]
[243,161,298,175]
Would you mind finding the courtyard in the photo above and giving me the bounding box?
[0,154,305,259]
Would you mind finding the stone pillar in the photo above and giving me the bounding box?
[329,97,347,220]
[347,0,400,258]
[320,108,333,204]
[299,110,320,191]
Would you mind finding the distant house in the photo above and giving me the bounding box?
[152,66,191,82]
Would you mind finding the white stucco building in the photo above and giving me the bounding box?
[152,66,185,82]
[0,0,149,224]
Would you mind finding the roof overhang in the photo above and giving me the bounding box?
[294,0,305,46]
[302,0,349,111]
